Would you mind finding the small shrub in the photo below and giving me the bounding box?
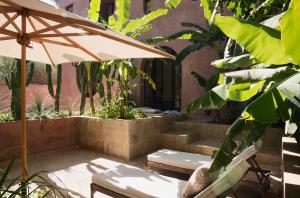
[95,98,146,120]
[0,112,14,122]
[27,94,58,120]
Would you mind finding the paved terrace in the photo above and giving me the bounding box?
[5,148,282,198]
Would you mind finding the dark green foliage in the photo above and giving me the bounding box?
[95,97,146,120]
[73,63,88,115]
[0,112,14,122]
[4,60,34,120]
[46,64,62,112]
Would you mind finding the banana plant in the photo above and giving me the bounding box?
[89,0,169,118]
[188,0,300,177]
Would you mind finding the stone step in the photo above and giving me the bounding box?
[174,121,229,140]
[184,139,223,156]
[159,130,197,150]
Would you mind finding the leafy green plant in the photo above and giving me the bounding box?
[46,64,62,113]
[95,97,146,120]
[88,0,169,119]
[27,94,58,120]
[0,112,14,122]
[186,0,300,177]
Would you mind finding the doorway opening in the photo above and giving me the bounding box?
[141,46,181,111]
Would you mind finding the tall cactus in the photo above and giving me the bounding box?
[4,59,34,120]
[73,62,99,115]
[73,62,88,115]
[46,64,62,113]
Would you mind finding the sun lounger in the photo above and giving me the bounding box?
[145,140,270,191]
[91,160,250,198]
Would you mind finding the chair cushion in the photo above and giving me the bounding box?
[92,164,186,198]
[147,149,213,170]
[181,167,211,197]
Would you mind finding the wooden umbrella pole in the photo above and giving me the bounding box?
[20,12,28,185]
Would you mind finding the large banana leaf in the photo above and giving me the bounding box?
[212,54,258,70]
[208,72,300,175]
[213,15,289,65]
[122,9,168,34]
[186,81,265,112]
[88,0,101,21]
[280,0,300,64]
[165,0,182,9]
[146,29,206,45]
[114,0,131,31]
[222,66,291,83]
[175,42,206,66]
[201,0,290,65]
[278,72,300,107]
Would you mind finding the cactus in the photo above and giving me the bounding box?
[73,62,88,115]
[46,64,62,113]
[4,59,34,120]
[73,62,99,115]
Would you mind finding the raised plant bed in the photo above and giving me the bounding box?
[78,115,174,160]
[0,117,79,158]
[0,115,174,160]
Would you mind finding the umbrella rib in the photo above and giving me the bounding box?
[28,22,71,37]
[31,38,77,48]
[0,12,18,29]
[0,6,19,13]
[0,35,14,41]
[0,8,21,33]
[0,0,22,10]
[0,28,18,37]
[32,16,102,62]
[27,16,56,66]
[30,32,98,38]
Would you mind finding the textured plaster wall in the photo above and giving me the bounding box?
[78,116,174,160]
[0,118,79,157]
[56,0,218,116]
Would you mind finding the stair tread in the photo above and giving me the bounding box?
[188,139,223,148]
[161,129,195,136]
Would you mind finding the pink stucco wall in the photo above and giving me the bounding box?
[0,0,219,116]
[57,0,218,116]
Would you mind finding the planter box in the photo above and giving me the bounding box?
[0,115,174,160]
[0,117,79,157]
[78,116,174,160]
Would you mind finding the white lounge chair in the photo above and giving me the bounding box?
[91,160,250,198]
[146,141,261,173]
[145,140,270,191]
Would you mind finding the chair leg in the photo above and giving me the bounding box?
[145,160,148,171]
[91,184,94,198]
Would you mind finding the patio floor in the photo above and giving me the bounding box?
[7,148,282,198]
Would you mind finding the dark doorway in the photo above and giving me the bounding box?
[142,47,181,111]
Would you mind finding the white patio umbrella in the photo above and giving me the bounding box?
[0,0,174,183]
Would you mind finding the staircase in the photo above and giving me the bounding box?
[159,119,282,167]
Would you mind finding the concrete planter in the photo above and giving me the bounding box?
[0,117,79,157]
[0,115,174,160]
[78,116,174,160]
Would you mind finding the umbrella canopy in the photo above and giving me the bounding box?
[0,0,174,65]
[0,0,174,186]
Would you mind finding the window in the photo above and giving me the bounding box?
[65,4,73,13]
[144,0,151,14]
